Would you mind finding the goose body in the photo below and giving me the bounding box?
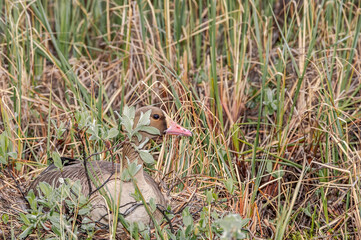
[27,106,192,230]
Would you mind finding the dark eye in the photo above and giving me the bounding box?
[153,114,160,120]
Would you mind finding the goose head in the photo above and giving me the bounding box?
[133,106,192,142]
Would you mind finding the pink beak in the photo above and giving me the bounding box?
[165,120,192,137]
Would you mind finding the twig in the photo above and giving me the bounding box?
[156,204,174,233]
[89,171,114,197]
[77,130,93,197]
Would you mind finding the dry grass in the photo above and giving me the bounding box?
[1,0,361,239]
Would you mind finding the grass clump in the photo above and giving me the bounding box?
[1,0,361,239]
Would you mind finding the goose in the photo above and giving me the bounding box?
[27,106,192,230]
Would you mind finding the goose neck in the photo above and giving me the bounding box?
[122,142,141,168]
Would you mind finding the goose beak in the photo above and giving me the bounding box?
[165,116,192,137]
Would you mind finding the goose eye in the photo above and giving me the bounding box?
[153,114,160,120]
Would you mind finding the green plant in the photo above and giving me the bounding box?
[0,132,16,165]
[117,105,160,164]
[263,87,278,116]
[216,214,250,240]
[20,180,92,239]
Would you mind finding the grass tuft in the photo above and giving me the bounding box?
[1,0,361,238]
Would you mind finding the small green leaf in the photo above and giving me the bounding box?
[123,105,130,117]
[136,110,152,127]
[139,150,155,164]
[0,132,13,164]
[211,210,219,220]
[137,126,160,135]
[131,188,142,201]
[183,216,193,227]
[81,217,95,231]
[0,156,7,164]
[224,178,234,194]
[52,224,62,236]
[185,225,192,235]
[122,116,133,135]
[182,208,193,227]
[121,170,131,181]
[38,182,52,198]
[303,203,312,217]
[135,132,143,142]
[266,161,272,174]
[19,226,33,239]
[128,161,142,176]
[26,190,37,210]
[78,206,91,215]
[137,138,149,149]
[206,190,213,204]
[122,160,142,181]
[106,128,119,139]
[52,120,66,140]
[272,169,285,178]
[149,198,156,212]
[1,213,9,224]
[123,105,135,121]
[217,214,250,240]
[271,101,277,110]
[52,152,63,170]
[19,212,31,225]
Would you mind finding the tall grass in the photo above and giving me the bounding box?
[1,0,361,238]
